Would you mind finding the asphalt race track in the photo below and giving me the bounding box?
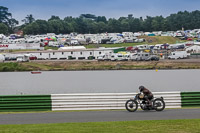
[0,109,199,125]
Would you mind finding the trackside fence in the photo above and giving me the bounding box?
[1,91,199,112]
[51,92,181,111]
[181,92,200,107]
[0,95,51,112]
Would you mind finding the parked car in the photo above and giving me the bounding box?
[187,38,193,41]
[29,55,37,60]
[176,44,185,49]
[145,55,159,61]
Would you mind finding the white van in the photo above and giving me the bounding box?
[131,53,150,61]
[130,53,138,61]
[168,51,190,59]
[16,54,30,62]
[110,54,117,61]
[115,54,124,61]
[97,55,105,61]
[97,53,112,61]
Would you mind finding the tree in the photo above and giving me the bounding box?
[47,20,64,34]
[63,16,73,23]
[23,22,39,35]
[190,10,200,29]
[63,16,77,33]
[128,14,133,19]
[0,6,12,24]
[151,16,164,31]
[18,10,200,35]
[107,18,121,33]
[75,17,87,33]
[129,18,142,32]
[22,14,35,24]
[97,22,107,33]
[48,15,60,21]
[120,19,130,32]
[80,14,96,20]
[143,16,153,32]
[84,19,98,34]
[96,16,107,23]
[34,20,48,34]
[161,19,169,31]
[8,18,19,31]
[63,22,73,34]
[0,23,8,34]
[0,6,19,33]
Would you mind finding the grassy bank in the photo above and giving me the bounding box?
[85,36,182,48]
[140,36,182,45]
[1,60,200,72]
[18,60,200,70]
[0,62,31,71]
[0,119,199,133]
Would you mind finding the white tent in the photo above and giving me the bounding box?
[186,45,200,53]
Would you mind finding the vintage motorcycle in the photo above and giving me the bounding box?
[125,93,165,112]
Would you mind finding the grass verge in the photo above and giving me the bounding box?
[0,119,199,133]
[1,60,200,72]
[0,62,31,71]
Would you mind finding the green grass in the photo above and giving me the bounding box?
[44,46,59,50]
[1,61,200,72]
[22,62,54,71]
[0,119,199,133]
[146,36,182,45]
[0,62,30,71]
[85,42,144,48]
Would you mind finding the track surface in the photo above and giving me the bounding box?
[0,109,199,125]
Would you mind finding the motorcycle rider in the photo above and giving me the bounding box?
[139,86,153,107]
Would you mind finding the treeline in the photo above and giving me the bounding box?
[1,5,200,35]
[0,6,18,34]
[22,11,200,35]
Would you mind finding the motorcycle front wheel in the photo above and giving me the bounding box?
[153,98,165,111]
[125,100,138,112]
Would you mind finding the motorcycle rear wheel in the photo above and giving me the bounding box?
[125,100,138,112]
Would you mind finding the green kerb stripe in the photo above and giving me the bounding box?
[0,95,52,112]
[181,92,200,107]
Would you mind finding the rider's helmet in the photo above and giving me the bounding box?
[139,86,145,92]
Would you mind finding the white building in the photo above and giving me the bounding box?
[7,48,116,60]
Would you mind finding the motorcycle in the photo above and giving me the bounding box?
[125,93,165,112]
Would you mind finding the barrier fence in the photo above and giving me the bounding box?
[51,92,181,111]
[0,91,199,112]
[181,92,200,107]
[0,95,51,112]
